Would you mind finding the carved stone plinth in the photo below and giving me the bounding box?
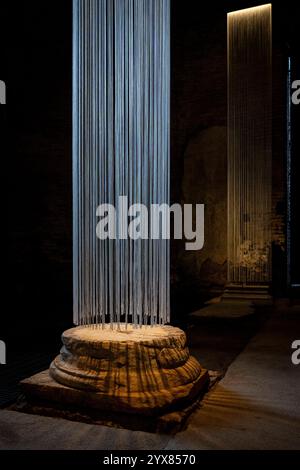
[22,324,207,417]
[222,284,272,305]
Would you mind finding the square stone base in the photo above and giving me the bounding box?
[14,369,209,434]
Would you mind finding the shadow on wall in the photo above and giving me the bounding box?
[178,126,227,299]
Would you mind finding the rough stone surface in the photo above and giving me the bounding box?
[3,311,299,449]
[17,368,209,434]
[179,126,228,292]
[22,324,207,415]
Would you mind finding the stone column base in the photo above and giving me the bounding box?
[22,324,208,417]
[222,283,272,305]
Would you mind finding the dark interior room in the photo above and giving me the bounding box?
[0,0,299,457]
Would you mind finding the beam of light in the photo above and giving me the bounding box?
[227,4,272,284]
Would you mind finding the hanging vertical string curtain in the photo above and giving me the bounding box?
[73,0,170,326]
[227,4,272,285]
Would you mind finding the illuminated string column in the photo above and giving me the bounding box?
[73,0,170,325]
[227,4,272,286]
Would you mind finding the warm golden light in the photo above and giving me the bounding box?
[227,4,272,17]
[227,2,272,285]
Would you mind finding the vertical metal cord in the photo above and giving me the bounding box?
[73,0,170,326]
[227,4,272,286]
